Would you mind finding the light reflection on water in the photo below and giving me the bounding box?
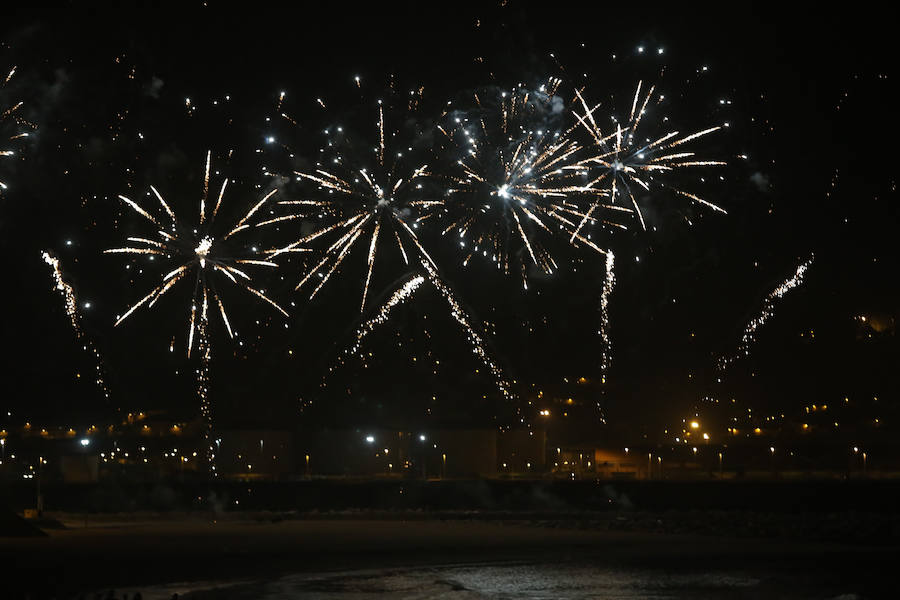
[134,563,775,599]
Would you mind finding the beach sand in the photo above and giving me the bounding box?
[2,514,896,598]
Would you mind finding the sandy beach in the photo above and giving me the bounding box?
[3,513,897,598]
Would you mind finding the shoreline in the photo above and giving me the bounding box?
[40,505,900,545]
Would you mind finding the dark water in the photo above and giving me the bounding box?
[128,562,867,599]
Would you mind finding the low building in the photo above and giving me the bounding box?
[60,454,99,483]
[592,448,640,479]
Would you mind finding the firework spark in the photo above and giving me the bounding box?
[270,92,440,312]
[718,254,815,370]
[1,65,32,195]
[436,83,616,288]
[570,81,727,239]
[41,250,111,402]
[107,151,288,467]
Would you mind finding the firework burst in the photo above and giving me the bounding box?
[268,83,521,407]
[435,82,616,288]
[269,88,440,312]
[570,80,727,239]
[1,65,33,195]
[106,151,288,467]
[108,151,288,348]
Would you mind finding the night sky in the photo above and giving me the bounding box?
[1,2,896,442]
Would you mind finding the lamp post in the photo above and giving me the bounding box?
[418,435,427,479]
[36,456,43,517]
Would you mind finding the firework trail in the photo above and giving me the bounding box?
[570,80,727,238]
[1,65,32,195]
[326,264,518,405]
[41,251,111,402]
[599,250,615,381]
[106,151,288,469]
[435,82,618,288]
[196,301,212,455]
[419,258,516,404]
[269,87,440,312]
[334,274,426,364]
[717,254,815,371]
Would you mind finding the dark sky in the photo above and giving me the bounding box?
[1,2,896,438]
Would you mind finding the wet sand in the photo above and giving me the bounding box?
[2,514,896,599]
